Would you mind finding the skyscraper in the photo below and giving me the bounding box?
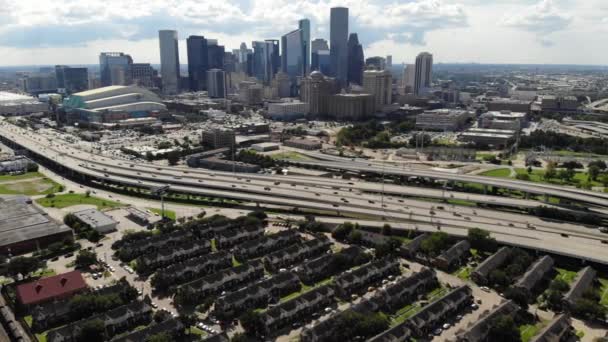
[365,56,386,70]
[265,39,280,76]
[55,65,88,94]
[281,29,304,95]
[187,35,208,91]
[386,55,393,69]
[311,39,330,74]
[347,33,364,86]
[131,63,156,88]
[207,40,225,69]
[158,30,180,95]
[298,19,311,75]
[300,71,337,116]
[414,52,433,95]
[401,64,415,94]
[207,69,226,98]
[252,41,274,84]
[330,7,348,86]
[363,69,392,111]
[99,52,132,86]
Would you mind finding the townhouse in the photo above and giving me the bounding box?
[110,318,185,342]
[334,258,400,297]
[471,247,511,285]
[216,225,264,248]
[513,255,554,297]
[563,266,596,308]
[262,285,335,333]
[530,314,572,342]
[137,239,211,273]
[263,237,332,271]
[214,272,301,317]
[400,233,428,259]
[177,260,265,303]
[46,301,152,342]
[407,285,473,337]
[367,323,412,342]
[152,251,232,290]
[117,229,192,260]
[432,240,471,271]
[234,230,300,260]
[372,267,438,312]
[296,246,368,284]
[455,300,519,342]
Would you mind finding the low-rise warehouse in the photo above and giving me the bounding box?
[72,208,117,233]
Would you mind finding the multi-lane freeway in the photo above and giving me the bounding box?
[1,120,607,264]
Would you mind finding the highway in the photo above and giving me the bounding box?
[1,120,608,264]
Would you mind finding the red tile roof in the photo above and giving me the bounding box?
[16,270,87,306]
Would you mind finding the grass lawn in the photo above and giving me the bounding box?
[480,168,511,178]
[455,266,472,280]
[513,168,602,187]
[0,177,62,196]
[555,268,578,284]
[390,303,421,326]
[598,278,608,307]
[0,171,46,181]
[23,315,33,327]
[36,333,47,342]
[519,321,547,342]
[232,255,242,267]
[36,193,123,210]
[270,151,313,161]
[281,277,333,303]
[32,268,56,278]
[426,286,448,301]
[147,207,176,220]
[211,239,217,252]
[189,326,207,337]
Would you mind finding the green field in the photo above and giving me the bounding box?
[36,193,123,210]
[520,321,547,342]
[480,168,512,178]
[455,266,472,280]
[599,278,608,307]
[147,208,176,220]
[555,268,578,284]
[270,151,314,161]
[0,172,62,196]
[0,171,45,181]
[390,303,421,326]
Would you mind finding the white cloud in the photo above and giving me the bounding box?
[502,0,572,33]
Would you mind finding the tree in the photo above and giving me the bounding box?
[167,150,180,166]
[148,333,173,342]
[588,160,607,170]
[231,333,256,342]
[7,256,43,278]
[381,224,392,236]
[467,228,497,252]
[75,250,97,268]
[488,269,509,288]
[588,165,600,181]
[420,232,450,257]
[77,318,106,342]
[26,163,39,172]
[332,222,354,241]
[239,310,263,337]
[347,229,362,244]
[527,166,532,174]
[488,315,521,342]
[544,161,557,180]
[505,287,529,310]
[375,238,402,259]
[571,298,606,320]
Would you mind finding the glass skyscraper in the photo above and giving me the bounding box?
[158,30,180,95]
[330,7,348,86]
[187,35,208,91]
[298,19,311,75]
[99,52,132,87]
[281,29,304,96]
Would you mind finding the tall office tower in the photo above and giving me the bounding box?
[224,52,237,73]
[401,64,415,93]
[414,52,433,95]
[131,63,156,88]
[272,71,292,98]
[252,41,273,85]
[207,41,225,69]
[281,29,304,95]
[99,52,133,86]
[158,30,180,95]
[298,19,311,74]
[265,39,280,76]
[207,69,226,98]
[246,52,254,76]
[55,65,88,94]
[365,56,386,70]
[347,33,364,86]
[386,55,392,69]
[311,38,329,72]
[186,35,208,91]
[300,71,337,115]
[363,69,392,111]
[330,7,349,86]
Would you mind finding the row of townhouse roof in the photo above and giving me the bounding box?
[116,229,191,260]
[454,300,519,342]
[47,300,153,342]
[334,258,401,297]
[262,285,336,333]
[295,246,368,284]
[301,267,438,342]
[408,285,473,337]
[214,272,301,318]
[111,317,185,342]
[563,266,596,307]
[432,240,471,271]
[263,237,332,271]
[32,280,133,331]
[471,246,511,285]
[0,295,27,342]
[137,238,211,273]
[514,255,554,295]
[178,260,265,303]
[151,251,232,290]
[234,230,300,260]
[529,314,572,342]
[400,233,428,258]
[216,225,264,248]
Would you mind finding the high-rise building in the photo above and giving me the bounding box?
[131,63,156,88]
[99,52,132,86]
[223,51,237,73]
[327,93,375,120]
[347,33,364,86]
[300,71,337,116]
[298,19,311,75]
[386,55,392,69]
[55,66,88,94]
[401,64,415,94]
[330,7,349,86]
[207,69,226,98]
[207,41,225,70]
[414,52,433,95]
[21,74,57,94]
[187,35,208,91]
[265,39,281,76]
[252,41,274,85]
[311,38,329,52]
[272,71,291,98]
[363,69,392,111]
[281,29,305,95]
[365,56,386,70]
[158,30,180,94]
[311,38,330,73]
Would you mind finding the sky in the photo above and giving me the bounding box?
[0,0,607,66]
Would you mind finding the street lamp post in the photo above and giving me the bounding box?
[151,185,170,219]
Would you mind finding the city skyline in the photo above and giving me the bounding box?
[1,0,607,66]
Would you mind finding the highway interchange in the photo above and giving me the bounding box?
[1,119,608,265]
